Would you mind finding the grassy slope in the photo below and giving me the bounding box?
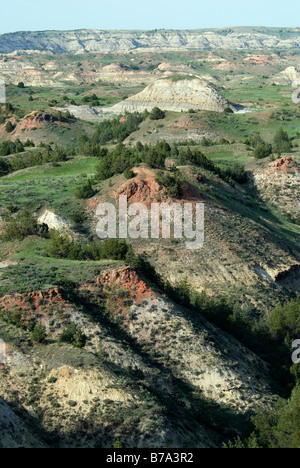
[0,156,99,217]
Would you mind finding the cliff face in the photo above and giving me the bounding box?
[1,28,300,54]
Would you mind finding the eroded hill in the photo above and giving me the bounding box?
[106,77,238,114]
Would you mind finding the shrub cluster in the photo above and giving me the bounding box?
[95,141,171,181]
[0,144,69,177]
[46,232,129,262]
[2,210,39,241]
[59,323,87,349]
[246,129,293,159]
[80,111,149,149]
[155,170,183,197]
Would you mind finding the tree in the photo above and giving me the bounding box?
[150,107,165,120]
[31,324,47,344]
[5,102,14,113]
[59,323,87,349]
[245,133,265,149]
[100,239,129,260]
[124,168,134,179]
[75,179,95,199]
[273,128,292,155]
[5,121,15,133]
[46,232,82,260]
[0,158,10,176]
[17,82,25,89]
[275,385,300,448]
[250,385,300,448]
[226,162,247,184]
[267,296,300,342]
[24,139,35,148]
[155,170,183,198]
[201,137,213,147]
[254,143,272,159]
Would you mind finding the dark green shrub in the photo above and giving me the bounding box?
[155,170,183,198]
[24,139,35,147]
[124,168,134,179]
[5,121,15,133]
[46,232,82,260]
[0,139,24,156]
[0,158,10,176]
[59,323,87,349]
[273,128,293,155]
[31,324,47,344]
[99,239,129,260]
[67,400,78,407]
[267,296,300,342]
[48,377,57,384]
[2,210,38,241]
[46,232,129,262]
[150,107,165,120]
[75,179,95,199]
[254,143,272,159]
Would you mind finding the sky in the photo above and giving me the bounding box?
[1,0,299,34]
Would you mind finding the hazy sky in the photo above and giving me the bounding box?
[1,0,299,34]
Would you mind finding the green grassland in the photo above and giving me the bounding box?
[0,235,122,295]
[0,156,99,220]
[5,82,143,114]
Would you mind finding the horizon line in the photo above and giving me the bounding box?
[1,25,300,36]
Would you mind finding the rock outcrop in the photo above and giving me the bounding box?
[274,66,300,85]
[36,208,73,235]
[251,158,300,219]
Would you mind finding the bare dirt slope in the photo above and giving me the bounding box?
[90,166,300,310]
